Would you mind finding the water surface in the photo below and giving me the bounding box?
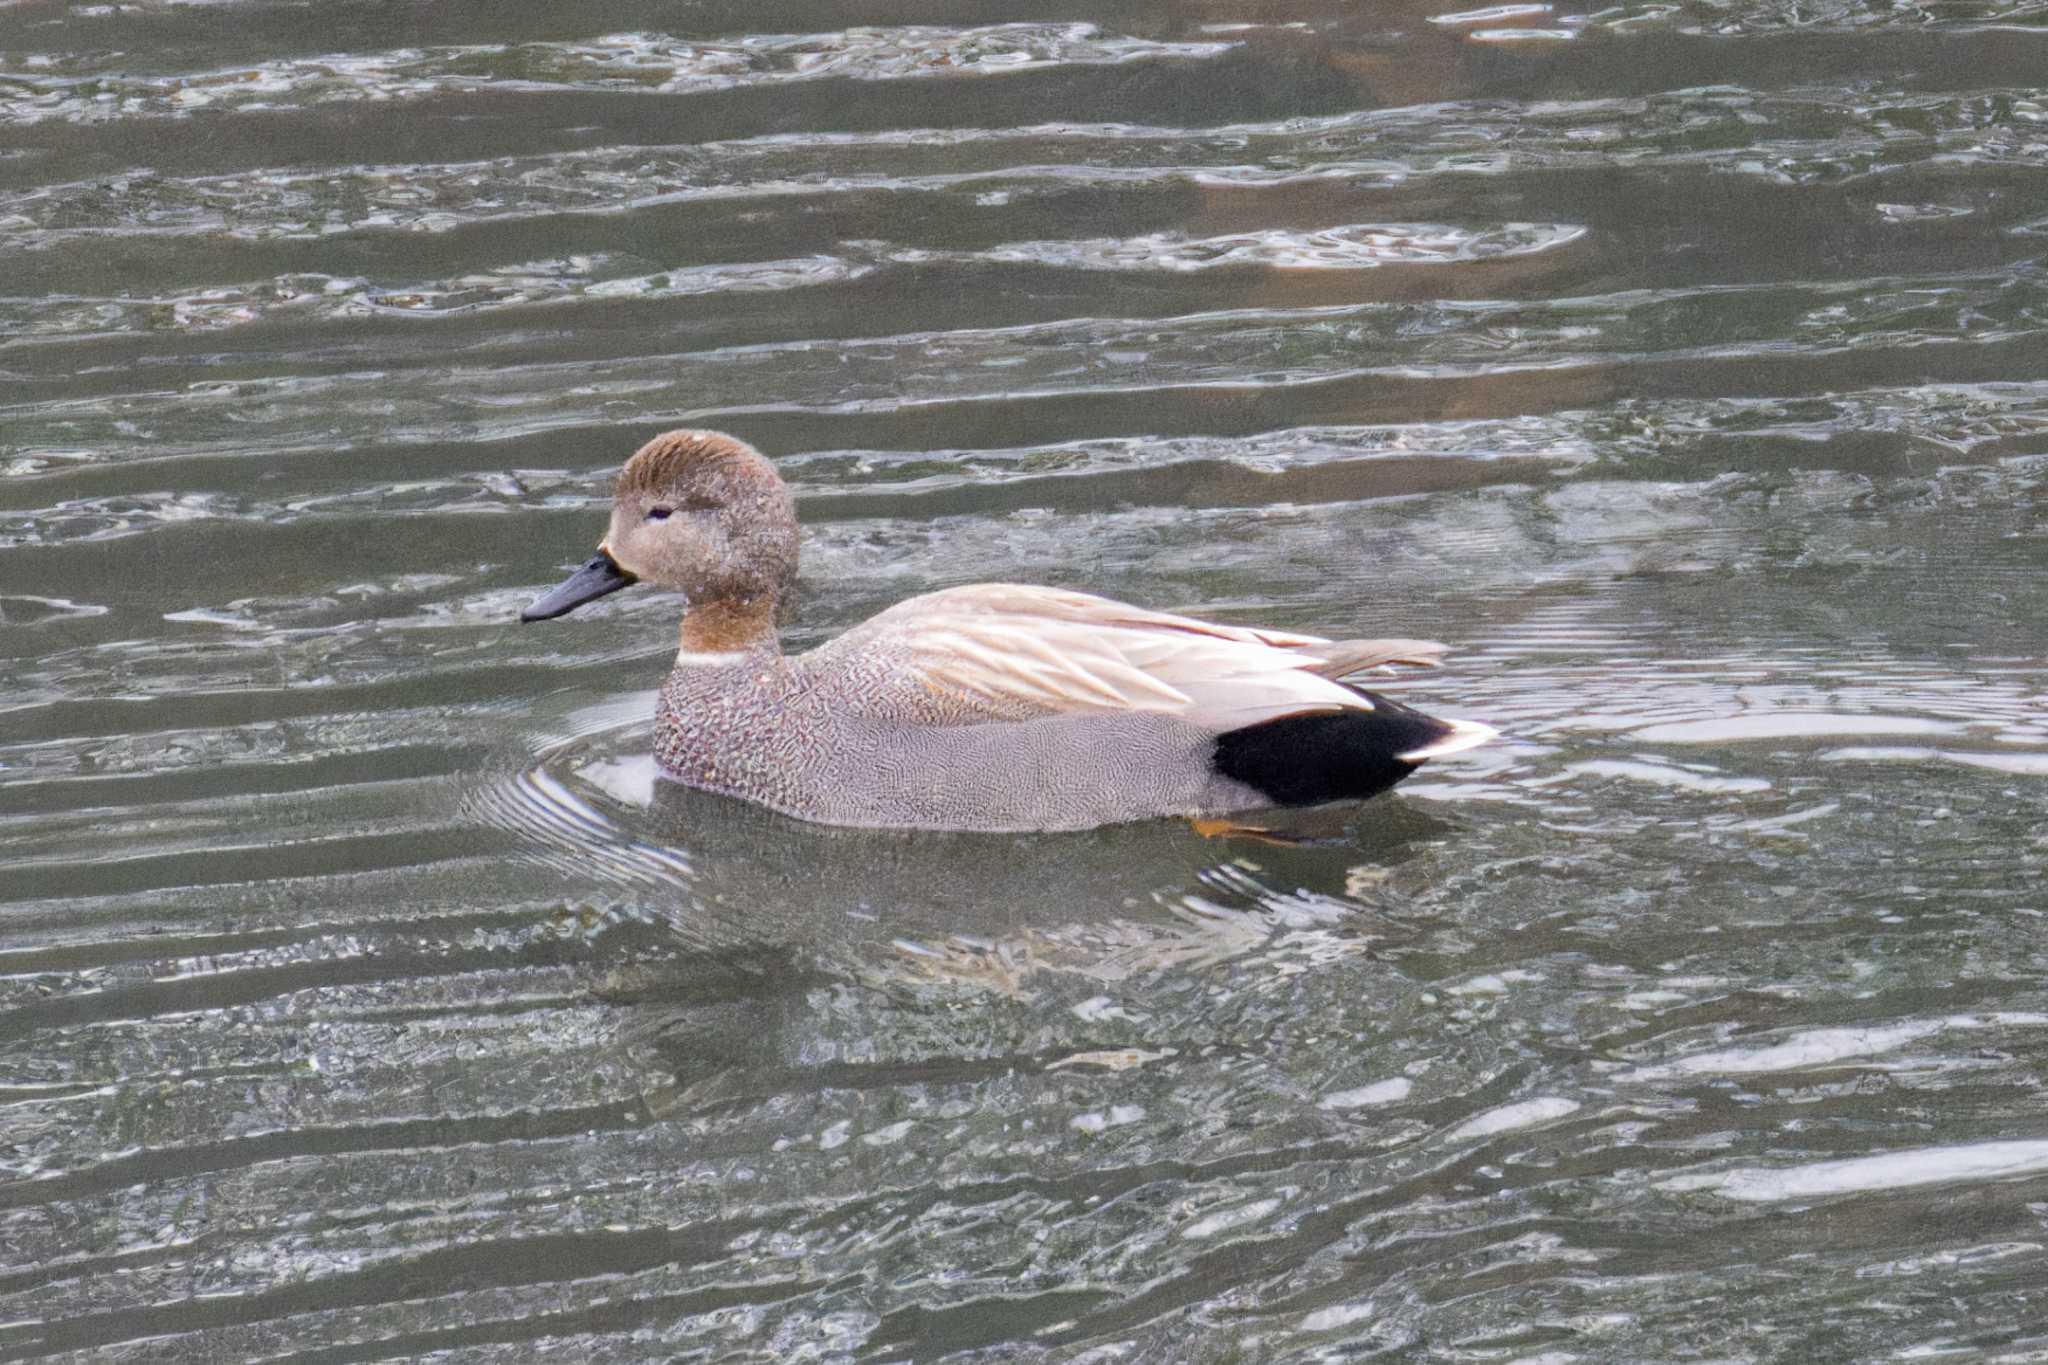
[6,1,2048,1360]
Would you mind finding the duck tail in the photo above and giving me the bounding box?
[1211,696,1495,807]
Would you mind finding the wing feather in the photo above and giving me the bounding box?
[805,584,1454,731]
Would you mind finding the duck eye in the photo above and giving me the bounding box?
[646,506,674,522]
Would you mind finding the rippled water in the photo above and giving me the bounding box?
[7,1,2048,1359]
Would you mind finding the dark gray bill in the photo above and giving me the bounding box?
[521,552,637,622]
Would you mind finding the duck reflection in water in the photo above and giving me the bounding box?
[550,769,1464,1106]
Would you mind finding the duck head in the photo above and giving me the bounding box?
[522,430,798,651]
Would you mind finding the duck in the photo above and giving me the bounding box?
[521,429,1495,832]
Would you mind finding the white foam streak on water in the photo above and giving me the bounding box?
[1430,5,1558,25]
[1630,1021,1942,1080]
[1319,1078,1413,1109]
[1446,1097,1581,1141]
[1467,26,1580,41]
[904,222,1591,273]
[1301,1300,1377,1331]
[1625,1014,2048,1083]
[1182,1196,1283,1240]
[18,82,2040,246]
[1662,1140,2048,1202]
[1556,760,1770,794]
[1822,745,2048,776]
[1628,713,1969,744]
[0,25,1238,125]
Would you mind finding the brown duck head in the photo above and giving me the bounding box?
[522,430,798,651]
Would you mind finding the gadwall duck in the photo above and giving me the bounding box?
[523,430,1494,832]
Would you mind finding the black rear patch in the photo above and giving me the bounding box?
[1212,694,1458,807]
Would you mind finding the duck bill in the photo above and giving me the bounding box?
[521,551,637,622]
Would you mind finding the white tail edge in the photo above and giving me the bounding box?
[1397,718,1498,762]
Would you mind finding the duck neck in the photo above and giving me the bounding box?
[678,594,781,658]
